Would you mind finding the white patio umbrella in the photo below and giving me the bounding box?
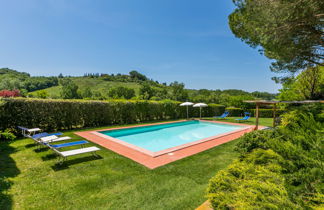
[180,102,194,119]
[193,103,208,119]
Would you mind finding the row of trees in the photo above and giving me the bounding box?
[55,78,261,109]
[82,70,151,83]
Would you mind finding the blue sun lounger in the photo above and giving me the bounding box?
[214,111,229,119]
[47,140,89,149]
[32,132,63,140]
[235,112,251,122]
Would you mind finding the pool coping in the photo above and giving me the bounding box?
[75,120,260,169]
[90,120,252,157]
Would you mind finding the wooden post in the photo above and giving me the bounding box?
[255,103,259,130]
[273,103,276,127]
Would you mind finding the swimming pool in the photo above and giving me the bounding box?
[95,120,249,156]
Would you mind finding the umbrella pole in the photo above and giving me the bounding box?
[200,107,202,119]
[186,106,189,119]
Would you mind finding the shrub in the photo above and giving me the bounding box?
[225,107,244,116]
[0,89,20,97]
[207,150,297,209]
[0,131,16,141]
[235,129,280,155]
[208,110,324,209]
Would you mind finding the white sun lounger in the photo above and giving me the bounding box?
[35,135,72,150]
[17,126,42,137]
[40,135,72,143]
[54,146,100,164]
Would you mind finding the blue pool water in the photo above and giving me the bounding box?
[100,121,244,152]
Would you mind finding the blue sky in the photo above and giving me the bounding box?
[0,0,281,92]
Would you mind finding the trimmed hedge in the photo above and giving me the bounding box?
[0,98,224,131]
[225,107,244,116]
[225,107,286,117]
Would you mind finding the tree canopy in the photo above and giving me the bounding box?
[229,0,324,78]
[60,79,79,99]
[278,66,324,100]
[129,70,148,81]
[108,86,135,99]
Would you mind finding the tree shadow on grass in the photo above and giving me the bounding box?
[0,142,20,210]
[25,143,36,148]
[34,147,49,153]
[51,155,103,171]
[41,153,58,161]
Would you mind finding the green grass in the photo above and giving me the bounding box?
[0,119,271,210]
[203,117,274,127]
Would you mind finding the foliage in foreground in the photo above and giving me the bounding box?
[208,150,297,209]
[207,108,324,209]
[0,131,16,141]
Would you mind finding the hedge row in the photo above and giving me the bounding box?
[225,107,285,117]
[0,98,225,131]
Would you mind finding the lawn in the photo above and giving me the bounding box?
[0,118,272,210]
[203,117,274,127]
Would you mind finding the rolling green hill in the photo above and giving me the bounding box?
[1,68,277,104]
[30,77,143,99]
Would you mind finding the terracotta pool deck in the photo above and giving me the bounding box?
[75,120,259,169]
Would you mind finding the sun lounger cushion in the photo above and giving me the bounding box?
[27,128,42,132]
[49,140,88,149]
[31,132,63,139]
[41,135,71,143]
[59,146,100,157]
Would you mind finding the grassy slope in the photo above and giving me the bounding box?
[30,77,142,98]
[1,119,272,210]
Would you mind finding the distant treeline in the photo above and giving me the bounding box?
[0,68,278,109]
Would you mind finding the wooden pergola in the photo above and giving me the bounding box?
[244,100,324,130]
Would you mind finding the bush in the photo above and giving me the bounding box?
[225,107,244,116]
[234,129,280,155]
[0,131,16,141]
[0,98,224,132]
[208,110,324,209]
[0,89,21,97]
[207,150,297,209]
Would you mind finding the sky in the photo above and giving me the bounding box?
[0,0,281,93]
